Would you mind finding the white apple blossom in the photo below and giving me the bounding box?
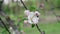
[35,11,40,17]
[28,12,34,20]
[28,20,33,24]
[24,10,30,16]
[27,12,35,24]
[24,10,40,24]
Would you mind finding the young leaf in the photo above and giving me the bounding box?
[31,24,35,28]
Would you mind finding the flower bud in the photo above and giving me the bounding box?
[35,11,40,17]
[24,10,30,16]
[24,20,28,24]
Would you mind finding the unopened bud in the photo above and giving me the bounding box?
[35,11,40,17]
[24,10,30,16]
[24,20,28,24]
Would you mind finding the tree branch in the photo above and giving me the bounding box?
[36,24,45,34]
[20,0,28,10]
[0,18,11,34]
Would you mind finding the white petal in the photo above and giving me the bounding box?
[35,11,40,16]
[24,10,30,16]
[24,10,40,24]
[27,12,34,19]
[32,17,39,24]
[28,20,33,24]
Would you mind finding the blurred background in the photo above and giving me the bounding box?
[0,0,60,34]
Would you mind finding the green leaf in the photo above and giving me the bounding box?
[31,24,35,28]
[29,6,36,11]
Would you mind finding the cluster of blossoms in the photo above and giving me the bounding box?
[24,10,40,24]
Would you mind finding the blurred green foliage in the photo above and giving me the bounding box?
[50,0,60,9]
[0,0,60,34]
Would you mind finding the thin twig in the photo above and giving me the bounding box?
[36,24,45,34]
[0,0,21,34]
[0,0,11,34]
[20,0,28,10]
[0,18,11,34]
[36,24,42,33]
